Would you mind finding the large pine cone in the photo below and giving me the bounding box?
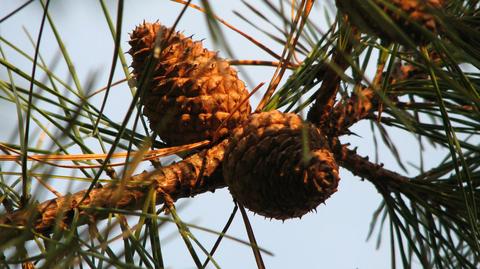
[336,0,445,44]
[128,22,251,145]
[223,111,340,220]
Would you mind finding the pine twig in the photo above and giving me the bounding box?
[0,140,229,245]
[331,138,409,190]
[306,48,349,125]
[306,23,356,125]
[325,87,378,136]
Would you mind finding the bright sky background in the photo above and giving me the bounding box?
[0,1,448,268]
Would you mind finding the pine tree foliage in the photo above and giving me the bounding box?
[0,0,479,268]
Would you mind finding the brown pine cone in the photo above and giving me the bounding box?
[336,0,445,44]
[128,22,251,145]
[223,111,340,220]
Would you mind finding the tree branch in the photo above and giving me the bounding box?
[325,87,378,136]
[330,138,409,190]
[306,48,350,125]
[306,23,357,125]
[0,140,229,244]
[323,63,423,136]
[0,134,413,245]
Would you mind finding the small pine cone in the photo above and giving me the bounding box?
[128,22,251,145]
[336,0,445,44]
[223,111,340,220]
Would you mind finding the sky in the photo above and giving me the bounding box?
[0,1,448,268]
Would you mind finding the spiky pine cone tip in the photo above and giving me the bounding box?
[336,0,445,44]
[223,110,340,220]
[128,22,251,145]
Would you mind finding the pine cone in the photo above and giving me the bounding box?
[223,111,340,220]
[336,0,445,44]
[128,22,251,145]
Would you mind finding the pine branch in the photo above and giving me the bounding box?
[331,138,409,189]
[306,46,350,125]
[0,128,410,246]
[306,22,356,125]
[0,140,228,245]
[326,87,377,136]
